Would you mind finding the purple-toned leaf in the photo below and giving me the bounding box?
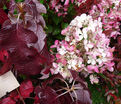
[31,24,46,52]
[37,15,46,28]
[59,93,72,104]
[41,74,92,104]
[0,24,37,51]
[35,86,61,104]
[71,84,92,104]
[9,0,16,14]
[32,0,47,13]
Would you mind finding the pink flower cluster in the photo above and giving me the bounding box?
[49,0,87,16]
[89,0,121,38]
[50,14,114,83]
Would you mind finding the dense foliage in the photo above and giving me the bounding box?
[0,0,121,104]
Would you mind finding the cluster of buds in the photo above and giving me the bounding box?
[50,14,114,83]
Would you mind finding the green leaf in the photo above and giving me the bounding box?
[52,14,62,25]
[40,0,44,4]
[46,25,53,33]
[107,8,110,14]
[3,5,7,10]
[15,0,24,2]
[53,27,61,35]
[61,22,68,29]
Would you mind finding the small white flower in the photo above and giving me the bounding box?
[65,36,70,41]
[90,75,99,84]
[58,46,66,55]
[87,60,91,64]
[102,52,106,57]
[96,58,103,64]
[82,28,88,39]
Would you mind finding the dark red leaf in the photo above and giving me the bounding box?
[41,74,92,104]
[9,90,20,101]
[34,95,40,104]
[0,24,45,75]
[0,60,11,75]
[19,80,34,98]
[75,0,100,15]
[117,36,121,44]
[117,61,121,71]
[59,93,72,104]
[0,97,16,104]
[0,50,8,62]
[0,9,8,25]
[35,86,61,104]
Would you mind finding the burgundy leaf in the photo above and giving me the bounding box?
[39,43,52,77]
[0,50,11,75]
[34,95,40,104]
[75,0,100,15]
[70,70,79,80]
[117,36,121,44]
[0,60,11,75]
[35,86,61,104]
[113,36,121,71]
[0,0,50,75]
[0,24,38,51]
[71,100,84,104]
[0,24,46,75]
[59,93,72,104]
[41,74,92,104]
[0,9,9,25]
[117,61,121,71]
[0,50,8,62]
[9,90,20,101]
[42,74,63,87]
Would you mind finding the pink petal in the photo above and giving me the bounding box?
[64,0,70,5]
